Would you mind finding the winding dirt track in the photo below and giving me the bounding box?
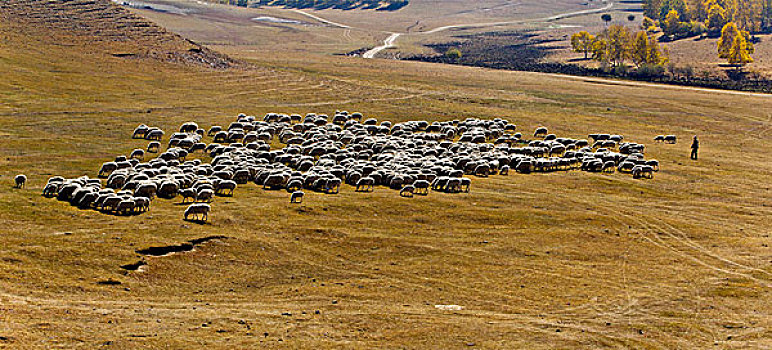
[363,32,401,58]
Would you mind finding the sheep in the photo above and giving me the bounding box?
[215,180,237,197]
[473,164,490,177]
[42,114,666,223]
[180,122,198,133]
[179,188,197,203]
[446,178,463,193]
[14,174,27,189]
[664,135,677,144]
[145,129,164,141]
[196,189,214,203]
[286,179,303,193]
[132,124,149,139]
[100,196,123,213]
[645,159,660,171]
[413,180,430,195]
[133,197,150,213]
[460,178,471,193]
[98,162,118,178]
[115,199,136,215]
[617,161,636,173]
[323,178,341,194]
[157,181,179,199]
[356,177,375,192]
[602,161,616,174]
[129,149,145,160]
[184,203,211,222]
[134,183,157,199]
[42,183,59,197]
[290,191,304,204]
[654,135,665,143]
[263,174,287,190]
[399,185,415,198]
[208,126,223,136]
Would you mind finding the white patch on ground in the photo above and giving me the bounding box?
[252,16,304,25]
[434,304,464,311]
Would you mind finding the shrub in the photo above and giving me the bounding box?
[445,48,462,60]
[634,63,666,77]
[613,64,629,75]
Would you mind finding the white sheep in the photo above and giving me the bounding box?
[14,174,27,189]
[184,203,211,222]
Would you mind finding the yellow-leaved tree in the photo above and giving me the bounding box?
[663,9,682,37]
[570,31,595,59]
[727,31,754,65]
[706,3,727,32]
[717,22,740,58]
[606,24,632,66]
[631,31,651,66]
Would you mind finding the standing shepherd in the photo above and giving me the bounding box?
[690,135,699,160]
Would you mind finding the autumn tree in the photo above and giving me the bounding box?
[605,25,632,66]
[571,31,595,59]
[718,21,754,65]
[663,9,682,36]
[727,33,754,65]
[601,14,613,25]
[706,3,728,32]
[631,31,651,66]
[591,38,609,62]
[717,21,739,58]
[649,36,669,64]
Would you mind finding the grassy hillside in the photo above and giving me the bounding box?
[1,0,771,348]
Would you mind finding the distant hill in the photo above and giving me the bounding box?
[0,0,234,69]
[252,0,409,11]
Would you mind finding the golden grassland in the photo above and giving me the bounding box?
[1,1,771,348]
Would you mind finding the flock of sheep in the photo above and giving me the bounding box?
[26,111,663,223]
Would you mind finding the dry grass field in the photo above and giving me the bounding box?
[1,0,771,349]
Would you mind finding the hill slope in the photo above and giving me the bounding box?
[0,0,233,68]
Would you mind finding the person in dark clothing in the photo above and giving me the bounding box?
[690,135,699,160]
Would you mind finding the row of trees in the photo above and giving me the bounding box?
[643,0,772,34]
[571,25,669,68]
[572,21,755,69]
